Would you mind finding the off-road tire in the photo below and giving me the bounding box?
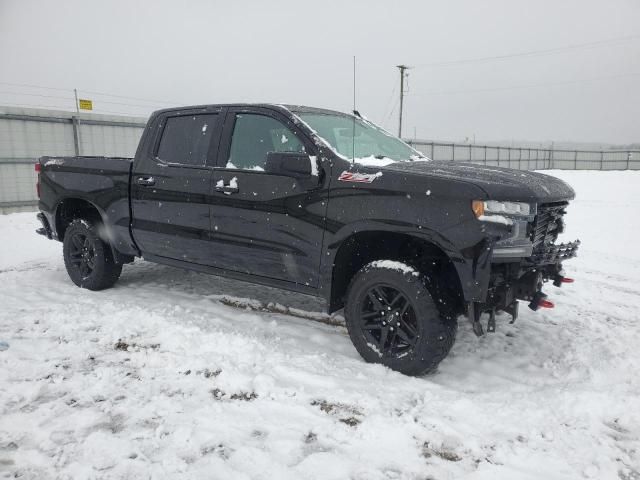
[63,219,122,290]
[344,261,457,376]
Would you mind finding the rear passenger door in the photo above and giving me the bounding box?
[131,108,224,265]
[208,107,328,288]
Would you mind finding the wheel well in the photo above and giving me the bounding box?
[329,231,464,314]
[55,198,103,241]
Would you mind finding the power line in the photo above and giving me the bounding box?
[409,71,640,97]
[74,98,166,110]
[0,90,166,112]
[0,80,178,106]
[384,96,399,130]
[413,34,640,69]
[379,83,397,126]
[79,89,177,105]
[0,91,74,101]
[0,81,71,92]
[0,101,149,117]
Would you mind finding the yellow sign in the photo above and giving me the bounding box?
[78,99,93,110]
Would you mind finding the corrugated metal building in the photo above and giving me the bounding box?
[0,106,147,213]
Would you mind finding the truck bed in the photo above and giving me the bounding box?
[37,155,137,258]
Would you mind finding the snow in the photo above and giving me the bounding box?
[216,178,238,195]
[44,158,65,167]
[1,170,640,479]
[309,155,318,177]
[354,155,396,167]
[368,260,420,277]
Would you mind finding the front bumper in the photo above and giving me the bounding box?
[469,237,580,331]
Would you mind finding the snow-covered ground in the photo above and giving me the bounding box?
[1,170,639,480]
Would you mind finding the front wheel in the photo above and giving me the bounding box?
[63,219,122,290]
[344,261,457,376]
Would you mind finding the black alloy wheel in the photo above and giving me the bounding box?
[359,284,419,358]
[63,219,123,290]
[344,261,458,376]
[67,231,97,279]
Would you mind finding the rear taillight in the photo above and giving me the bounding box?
[35,162,41,198]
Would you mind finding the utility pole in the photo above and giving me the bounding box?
[397,65,410,138]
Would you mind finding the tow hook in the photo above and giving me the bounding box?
[467,300,519,336]
[487,309,496,333]
[553,275,575,287]
[467,302,498,336]
[467,302,485,336]
[528,291,555,311]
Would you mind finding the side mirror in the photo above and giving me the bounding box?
[265,152,318,187]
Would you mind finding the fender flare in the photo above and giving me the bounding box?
[53,196,134,264]
[319,220,487,308]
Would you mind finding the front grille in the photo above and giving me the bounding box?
[530,202,567,251]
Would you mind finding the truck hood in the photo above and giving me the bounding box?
[383,161,575,203]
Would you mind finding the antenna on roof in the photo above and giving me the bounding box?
[352,55,356,163]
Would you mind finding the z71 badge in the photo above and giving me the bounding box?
[338,171,383,183]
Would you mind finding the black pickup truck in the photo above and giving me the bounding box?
[35,104,579,375]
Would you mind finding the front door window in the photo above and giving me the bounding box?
[227,114,305,171]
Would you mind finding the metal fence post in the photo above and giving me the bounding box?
[574,150,578,170]
[600,151,604,170]
[431,142,434,160]
[71,116,81,156]
[484,145,487,165]
[518,148,522,170]
[452,144,455,162]
[469,144,472,162]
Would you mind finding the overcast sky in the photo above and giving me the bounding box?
[0,0,638,144]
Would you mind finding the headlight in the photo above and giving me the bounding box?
[472,200,536,258]
[472,200,533,220]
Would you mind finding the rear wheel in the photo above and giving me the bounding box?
[63,219,122,290]
[344,261,457,376]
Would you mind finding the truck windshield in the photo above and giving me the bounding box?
[296,113,426,165]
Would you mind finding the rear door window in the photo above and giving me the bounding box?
[157,114,218,167]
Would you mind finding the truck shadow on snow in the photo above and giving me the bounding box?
[117,259,332,319]
[115,260,567,384]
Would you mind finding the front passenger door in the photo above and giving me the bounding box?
[208,108,328,288]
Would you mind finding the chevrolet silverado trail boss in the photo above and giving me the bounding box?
[35,104,580,375]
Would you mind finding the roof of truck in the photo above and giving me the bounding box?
[153,104,351,117]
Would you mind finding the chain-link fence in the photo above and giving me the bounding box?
[406,140,639,171]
